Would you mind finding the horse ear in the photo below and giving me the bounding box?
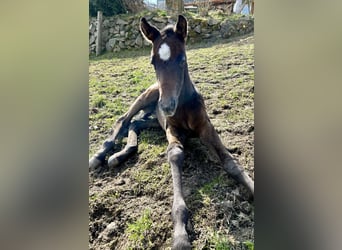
[175,15,188,40]
[140,17,160,43]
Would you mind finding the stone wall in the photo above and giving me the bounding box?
[89,13,253,54]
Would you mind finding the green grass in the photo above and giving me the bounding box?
[205,233,255,250]
[207,231,231,250]
[198,176,224,206]
[244,240,254,250]
[126,209,153,248]
[91,95,107,108]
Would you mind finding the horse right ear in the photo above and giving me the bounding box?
[140,17,160,43]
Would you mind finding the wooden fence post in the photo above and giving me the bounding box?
[96,11,102,56]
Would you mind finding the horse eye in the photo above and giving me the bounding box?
[180,56,186,67]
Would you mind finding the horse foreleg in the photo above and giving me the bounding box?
[166,127,191,250]
[199,121,254,196]
[89,83,159,170]
[107,118,160,168]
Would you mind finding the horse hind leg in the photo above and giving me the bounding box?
[199,121,254,196]
[89,115,130,171]
[89,83,159,170]
[107,118,160,168]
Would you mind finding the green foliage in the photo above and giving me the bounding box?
[126,209,153,247]
[128,70,144,84]
[199,176,223,196]
[198,176,224,206]
[207,232,231,250]
[244,240,254,250]
[89,0,126,17]
[91,95,106,108]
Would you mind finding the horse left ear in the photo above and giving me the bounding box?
[140,17,160,43]
[175,15,187,40]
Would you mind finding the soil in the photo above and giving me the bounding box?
[89,35,254,250]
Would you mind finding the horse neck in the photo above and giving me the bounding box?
[179,63,196,105]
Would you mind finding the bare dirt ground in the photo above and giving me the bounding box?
[89,34,254,250]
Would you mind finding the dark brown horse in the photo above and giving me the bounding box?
[89,15,254,249]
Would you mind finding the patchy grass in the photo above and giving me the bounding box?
[197,176,224,206]
[89,35,254,250]
[126,209,153,249]
[207,231,231,250]
[244,240,255,250]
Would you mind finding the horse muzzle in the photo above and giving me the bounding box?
[159,99,177,117]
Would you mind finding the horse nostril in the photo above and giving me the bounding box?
[169,99,176,110]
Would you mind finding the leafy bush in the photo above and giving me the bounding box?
[89,0,146,17]
[89,0,126,17]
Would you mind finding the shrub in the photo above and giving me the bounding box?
[89,0,126,17]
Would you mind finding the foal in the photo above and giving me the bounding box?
[89,15,254,249]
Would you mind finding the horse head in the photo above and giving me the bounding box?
[140,15,188,117]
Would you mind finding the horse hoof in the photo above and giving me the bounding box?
[89,156,102,170]
[172,235,191,250]
[108,155,120,168]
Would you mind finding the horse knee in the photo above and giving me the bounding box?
[172,204,188,222]
[102,139,114,149]
[224,159,244,176]
[167,144,184,164]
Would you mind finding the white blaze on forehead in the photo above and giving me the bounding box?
[158,43,171,61]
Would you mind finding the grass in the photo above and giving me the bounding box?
[91,95,107,108]
[244,240,254,250]
[205,232,255,250]
[207,232,231,250]
[126,209,153,249]
[198,176,224,206]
